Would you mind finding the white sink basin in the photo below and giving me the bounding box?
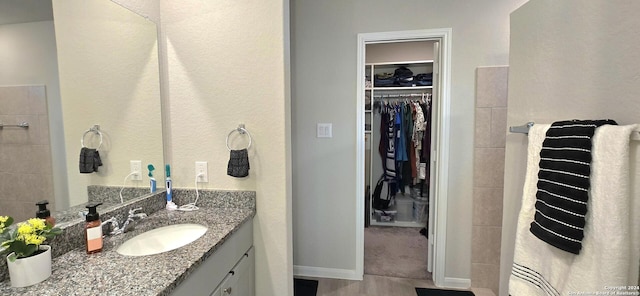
[116,223,208,256]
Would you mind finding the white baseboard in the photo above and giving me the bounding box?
[442,277,471,289]
[293,265,362,281]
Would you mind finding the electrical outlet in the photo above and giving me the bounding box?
[317,123,332,138]
[195,161,208,183]
[130,160,142,180]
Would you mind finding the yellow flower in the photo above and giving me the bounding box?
[17,223,34,235]
[27,218,46,231]
[0,216,7,230]
[20,234,45,245]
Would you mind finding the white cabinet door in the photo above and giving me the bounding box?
[220,247,255,296]
[210,274,229,296]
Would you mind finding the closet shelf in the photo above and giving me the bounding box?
[371,86,432,91]
[366,60,434,66]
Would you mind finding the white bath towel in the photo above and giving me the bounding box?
[509,124,640,296]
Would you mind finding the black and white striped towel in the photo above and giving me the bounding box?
[510,123,639,296]
[530,119,617,254]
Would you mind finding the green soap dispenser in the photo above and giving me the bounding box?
[85,202,103,254]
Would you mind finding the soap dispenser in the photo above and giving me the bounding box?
[36,200,55,227]
[84,202,103,254]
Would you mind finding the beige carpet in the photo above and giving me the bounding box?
[364,226,430,279]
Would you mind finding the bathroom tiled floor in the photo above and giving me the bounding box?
[298,275,496,296]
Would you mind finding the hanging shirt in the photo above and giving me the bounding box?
[412,101,426,135]
[421,101,432,183]
[408,103,418,179]
[384,105,397,181]
[378,107,389,164]
[395,104,408,162]
[401,103,414,188]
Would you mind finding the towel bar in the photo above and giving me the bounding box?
[509,122,640,140]
[0,122,29,129]
[509,122,534,134]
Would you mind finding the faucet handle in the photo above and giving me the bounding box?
[128,207,143,215]
[101,217,122,235]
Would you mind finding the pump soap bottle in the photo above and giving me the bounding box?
[85,202,103,254]
[36,200,55,227]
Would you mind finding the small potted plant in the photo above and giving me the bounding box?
[0,216,62,287]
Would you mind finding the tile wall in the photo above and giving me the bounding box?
[471,66,508,295]
[0,85,54,222]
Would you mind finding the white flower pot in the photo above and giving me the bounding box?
[6,245,52,288]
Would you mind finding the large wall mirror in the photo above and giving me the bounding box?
[0,0,164,222]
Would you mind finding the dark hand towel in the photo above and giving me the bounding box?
[530,119,616,254]
[79,147,103,173]
[227,149,250,177]
[93,150,103,172]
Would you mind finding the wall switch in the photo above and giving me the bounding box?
[317,123,332,138]
[195,161,208,183]
[130,160,142,180]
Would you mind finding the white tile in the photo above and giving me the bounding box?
[476,67,509,108]
[475,108,492,148]
[473,148,505,188]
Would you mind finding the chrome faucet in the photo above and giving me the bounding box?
[101,208,147,235]
[101,217,121,235]
[121,207,147,233]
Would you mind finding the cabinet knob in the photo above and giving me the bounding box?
[224,287,232,294]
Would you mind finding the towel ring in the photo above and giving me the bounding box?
[226,125,252,151]
[81,125,103,150]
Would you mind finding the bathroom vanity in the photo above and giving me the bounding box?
[171,221,254,296]
[0,190,256,296]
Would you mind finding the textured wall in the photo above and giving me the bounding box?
[161,1,292,295]
[291,0,527,281]
[53,0,163,207]
[111,0,160,24]
[502,0,640,294]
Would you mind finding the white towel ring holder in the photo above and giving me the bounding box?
[226,125,252,151]
[81,125,103,150]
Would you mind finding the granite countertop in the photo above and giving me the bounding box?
[0,207,255,296]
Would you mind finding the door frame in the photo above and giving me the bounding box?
[355,28,452,287]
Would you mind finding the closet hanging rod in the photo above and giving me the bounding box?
[509,122,640,140]
[372,93,430,98]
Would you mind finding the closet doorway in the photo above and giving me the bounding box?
[356,29,451,286]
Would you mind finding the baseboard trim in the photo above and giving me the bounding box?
[293,265,362,281]
[442,277,471,289]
